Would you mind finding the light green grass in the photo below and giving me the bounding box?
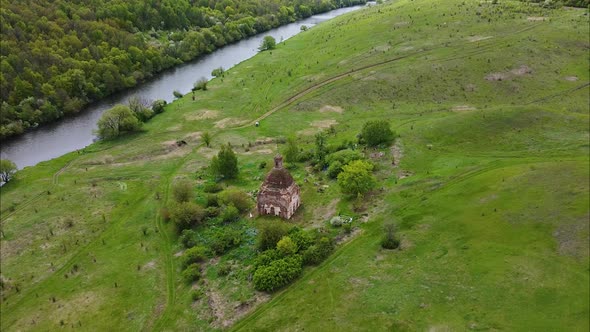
[1,0,588,330]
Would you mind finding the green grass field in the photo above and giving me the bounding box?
[1,0,588,330]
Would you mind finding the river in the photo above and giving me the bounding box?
[0,5,367,169]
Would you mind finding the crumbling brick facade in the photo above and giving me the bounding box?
[257,155,300,219]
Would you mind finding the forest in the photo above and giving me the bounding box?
[0,0,366,139]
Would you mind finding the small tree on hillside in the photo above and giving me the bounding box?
[210,144,238,179]
[128,95,154,121]
[337,160,376,197]
[360,120,395,147]
[96,105,141,139]
[0,159,17,182]
[259,36,276,51]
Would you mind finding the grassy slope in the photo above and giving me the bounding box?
[1,0,588,330]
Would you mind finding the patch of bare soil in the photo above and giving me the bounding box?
[485,72,509,81]
[486,65,533,81]
[452,105,477,112]
[565,76,579,81]
[553,215,589,259]
[184,110,219,121]
[319,105,344,114]
[214,117,249,128]
[467,35,492,42]
[394,21,409,27]
[143,260,157,270]
[174,250,184,257]
[510,65,533,76]
[335,228,362,245]
[398,170,414,179]
[312,119,337,128]
[464,83,477,92]
[254,137,275,145]
[184,132,202,143]
[241,148,274,155]
[527,16,547,21]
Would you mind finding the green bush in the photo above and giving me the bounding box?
[151,99,167,114]
[170,202,206,231]
[254,249,282,269]
[288,228,314,251]
[217,263,231,276]
[259,35,276,51]
[210,144,239,180]
[218,189,252,212]
[206,194,219,207]
[180,229,197,248]
[257,221,290,251]
[193,77,209,91]
[205,206,220,218]
[276,236,298,256]
[182,246,208,267]
[211,67,225,77]
[253,255,302,292]
[182,263,201,283]
[327,160,343,179]
[96,104,142,139]
[381,223,400,250]
[210,228,242,255]
[359,120,395,147]
[172,180,194,203]
[220,204,240,223]
[203,182,223,193]
[303,237,334,265]
[173,90,183,99]
[337,160,376,197]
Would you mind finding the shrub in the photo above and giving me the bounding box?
[253,255,302,292]
[217,263,231,276]
[211,67,225,77]
[182,246,208,267]
[170,202,206,231]
[172,180,194,203]
[220,204,240,223]
[128,95,154,121]
[205,206,220,218]
[180,229,197,248]
[326,149,364,167]
[257,221,290,251]
[254,249,282,268]
[210,228,242,255]
[190,288,204,301]
[218,189,252,212]
[337,160,376,197]
[276,236,298,256]
[303,237,334,265]
[326,161,343,179]
[259,161,267,169]
[203,182,223,193]
[182,263,201,283]
[173,90,183,99]
[193,77,209,91]
[282,136,299,162]
[359,120,395,147]
[151,99,167,114]
[288,228,313,251]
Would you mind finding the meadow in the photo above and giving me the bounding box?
[1,0,588,330]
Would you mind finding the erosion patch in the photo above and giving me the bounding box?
[185,110,220,121]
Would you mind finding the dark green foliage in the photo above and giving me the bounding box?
[218,189,253,212]
[220,204,240,223]
[276,236,298,256]
[96,105,142,140]
[172,180,194,203]
[210,144,239,180]
[381,223,400,250]
[205,207,220,218]
[201,132,212,147]
[0,0,367,139]
[0,159,17,182]
[302,237,334,265]
[257,221,290,251]
[217,263,231,276]
[254,249,282,268]
[203,182,223,193]
[259,36,277,51]
[288,228,314,251]
[182,246,208,267]
[205,194,219,207]
[210,228,242,255]
[327,161,343,179]
[359,120,395,147]
[182,263,201,283]
[211,67,225,77]
[173,90,183,99]
[180,229,198,248]
[151,100,167,114]
[253,255,303,292]
[170,202,206,232]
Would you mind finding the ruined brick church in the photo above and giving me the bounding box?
[257,154,300,219]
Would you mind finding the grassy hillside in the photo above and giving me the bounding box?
[1,0,588,331]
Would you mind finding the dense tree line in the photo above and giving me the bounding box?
[0,0,366,139]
